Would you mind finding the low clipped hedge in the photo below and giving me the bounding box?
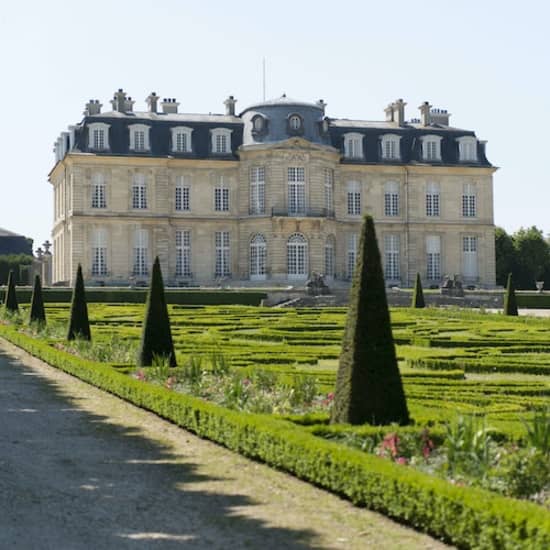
[0,288,267,306]
[0,327,548,549]
[407,357,550,376]
[516,293,550,309]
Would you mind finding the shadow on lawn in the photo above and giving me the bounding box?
[0,348,326,549]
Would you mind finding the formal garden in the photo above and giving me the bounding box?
[1,221,549,549]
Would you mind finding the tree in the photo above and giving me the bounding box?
[495,227,517,287]
[331,215,409,426]
[503,273,518,316]
[513,227,550,289]
[29,274,46,324]
[138,257,176,367]
[411,273,425,308]
[67,264,91,341]
[3,270,19,312]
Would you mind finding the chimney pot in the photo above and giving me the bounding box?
[418,101,432,126]
[84,99,102,116]
[161,97,180,113]
[224,95,237,116]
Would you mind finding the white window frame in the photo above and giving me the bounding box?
[91,228,108,276]
[380,134,401,161]
[287,167,306,215]
[347,181,361,216]
[171,126,193,153]
[175,175,190,212]
[426,235,441,280]
[250,167,265,214]
[457,136,478,162]
[214,177,230,212]
[91,173,107,209]
[132,173,147,209]
[384,181,400,216]
[289,114,302,131]
[88,122,110,151]
[324,168,334,214]
[384,234,400,281]
[420,135,442,161]
[287,233,308,279]
[347,233,358,279]
[133,229,149,277]
[462,183,477,218]
[176,230,191,277]
[426,181,440,217]
[463,235,478,280]
[250,234,267,280]
[129,124,151,152]
[215,231,231,277]
[324,235,336,279]
[211,128,232,154]
[343,132,364,159]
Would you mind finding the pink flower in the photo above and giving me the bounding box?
[395,457,408,465]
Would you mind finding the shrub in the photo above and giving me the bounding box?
[523,408,550,456]
[3,270,19,313]
[138,257,176,367]
[331,216,409,426]
[411,272,426,308]
[29,274,46,324]
[503,273,518,316]
[67,264,91,341]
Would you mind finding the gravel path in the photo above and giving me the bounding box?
[0,339,451,549]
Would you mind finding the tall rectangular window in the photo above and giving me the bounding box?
[176,230,191,277]
[384,234,400,280]
[134,131,145,151]
[133,229,148,276]
[250,167,265,214]
[347,181,361,215]
[426,235,441,280]
[426,182,440,217]
[324,168,334,214]
[287,167,306,214]
[93,129,105,150]
[214,178,230,211]
[215,231,230,277]
[175,176,190,211]
[347,233,358,279]
[462,183,477,217]
[132,174,147,209]
[91,228,107,276]
[384,181,399,216]
[325,236,335,278]
[463,236,478,280]
[176,133,188,152]
[91,174,106,209]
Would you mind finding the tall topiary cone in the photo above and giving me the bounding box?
[411,272,426,308]
[138,257,176,367]
[331,215,409,426]
[29,274,46,324]
[4,270,19,313]
[67,264,91,341]
[503,272,518,316]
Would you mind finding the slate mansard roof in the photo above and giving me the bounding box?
[52,92,492,167]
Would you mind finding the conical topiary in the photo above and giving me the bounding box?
[29,274,46,324]
[411,272,426,308]
[138,257,176,367]
[331,215,410,426]
[503,272,518,316]
[4,270,19,313]
[67,264,91,341]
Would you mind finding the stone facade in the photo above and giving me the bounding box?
[49,91,496,288]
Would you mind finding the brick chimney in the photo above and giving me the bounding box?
[161,98,179,114]
[111,89,128,112]
[224,95,237,116]
[84,99,102,116]
[146,92,159,113]
[419,101,432,126]
[430,108,451,126]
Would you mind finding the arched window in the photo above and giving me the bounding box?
[287,233,308,279]
[250,234,267,280]
[289,114,303,132]
[324,235,336,279]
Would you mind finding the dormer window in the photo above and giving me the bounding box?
[211,128,232,154]
[129,124,150,152]
[380,134,401,161]
[171,126,193,153]
[420,135,442,161]
[287,113,304,135]
[252,115,265,132]
[457,136,478,162]
[88,122,110,151]
[343,133,364,159]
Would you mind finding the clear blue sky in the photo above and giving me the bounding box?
[1,0,548,250]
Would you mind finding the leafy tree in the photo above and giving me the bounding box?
[411,272,425,308]
[331,215,409,426]
[67,264,91,341]
[503,273,518,316]
[138,257,176,367]
[0,254,33,285]
[3,270,19,312]
[495,227,517,287]
[513,227,550,289]
[29,274,46,324]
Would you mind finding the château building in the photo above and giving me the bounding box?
[50,89,496,287]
